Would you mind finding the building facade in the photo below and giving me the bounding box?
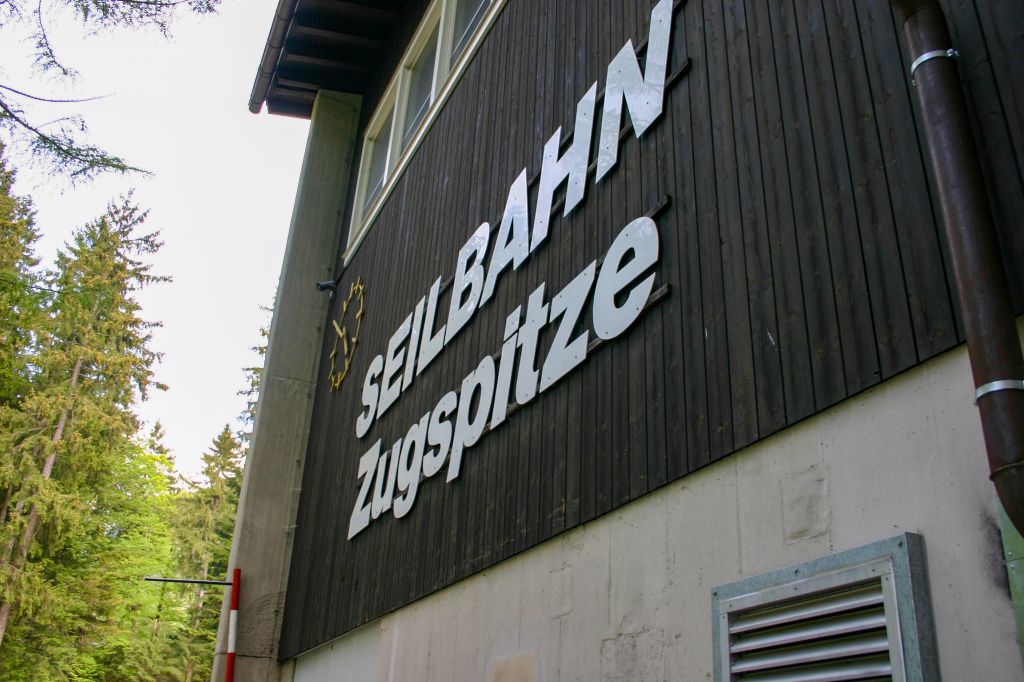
[216,1,1024,679]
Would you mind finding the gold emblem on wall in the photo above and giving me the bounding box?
[328,277,365,391]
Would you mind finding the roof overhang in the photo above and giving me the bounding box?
[249,0,413,118]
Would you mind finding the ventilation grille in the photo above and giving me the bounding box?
[716,552,909,679]
[714,536,936,682]
[724,574,904,682]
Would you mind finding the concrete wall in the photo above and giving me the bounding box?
[292,336,1023,681]
[213,90,362,682]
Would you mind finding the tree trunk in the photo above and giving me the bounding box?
[183,560,209,682]
[0,487,10,526]
[150,583,166,639]
[192,560,210,627]
[0,458,31,566]
[0,603,10,646]
[0,357,82,648]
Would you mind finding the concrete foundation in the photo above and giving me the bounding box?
[292,337,1023,681]
[213,90,362,682]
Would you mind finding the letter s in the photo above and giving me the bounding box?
[355,354,384,439]
[423,391,457,478]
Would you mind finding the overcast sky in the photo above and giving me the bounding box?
[2,0,311,478]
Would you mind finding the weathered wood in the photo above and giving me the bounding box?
[744,0,813,425]
[279,0,1024,658]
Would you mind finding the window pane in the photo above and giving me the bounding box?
[450,0,488,62]
[364,111,393,211]
[403,24,439,147]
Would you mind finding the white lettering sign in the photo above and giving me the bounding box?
[349,217,661,538]
[347,0,673,538]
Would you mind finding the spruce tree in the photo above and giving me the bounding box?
[0,144,43,554]
[0,433,187,681]
[0,169,259,675]
[238,314,270,446]
[0,195,167,650]
[0,141,43,409]
[172,425,243,681]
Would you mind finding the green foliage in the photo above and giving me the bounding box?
[0,439,184,681]
[0,142,42,408]
[171,426,244,680]
[238,306,270,445]
[0,192,168,579]
[0,154,252,679]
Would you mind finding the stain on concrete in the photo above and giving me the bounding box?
[489,652,536,682]
[781,462,830,544]
[600,627,665,681]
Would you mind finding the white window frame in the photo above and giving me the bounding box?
[394,2,443,152]
[352,87,399,221]
[345,0,507,262]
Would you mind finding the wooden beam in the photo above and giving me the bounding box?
[328,0,401,21]
[288,23,386,51]
[299,0,401,24]
[282,52,373,73]
[274,78,320,93]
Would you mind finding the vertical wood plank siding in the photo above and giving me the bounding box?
[279,0,1024,658]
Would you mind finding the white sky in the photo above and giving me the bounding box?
[2,1,311,478]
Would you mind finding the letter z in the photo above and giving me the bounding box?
[540,261,597,393]
[348,441,380,539]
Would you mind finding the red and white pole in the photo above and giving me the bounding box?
[225,568,241,682]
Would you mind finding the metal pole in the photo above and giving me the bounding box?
[891,0,1024,535]
[143,573,241,681]
[225,568,241,682]
[143,577,233,586]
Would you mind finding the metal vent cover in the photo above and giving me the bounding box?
[712,534,939,682]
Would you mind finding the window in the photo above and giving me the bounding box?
[450,0,489,62]
[402,24,440,148]
[712,534,938,682]
[363,109,393,212]
[347,0,506,257]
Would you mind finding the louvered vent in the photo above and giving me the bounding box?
[716,558,909,682]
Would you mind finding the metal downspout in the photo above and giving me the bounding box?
[890,0,1024,534]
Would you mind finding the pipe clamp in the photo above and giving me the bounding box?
[911,48,959,85]
[974,379,1024,404]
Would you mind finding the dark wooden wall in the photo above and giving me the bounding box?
[279,0,1024,658]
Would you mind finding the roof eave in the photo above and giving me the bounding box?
[248,0,300,115]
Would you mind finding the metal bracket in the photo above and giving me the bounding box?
[911,48,959,85]
[975,379,1024,404]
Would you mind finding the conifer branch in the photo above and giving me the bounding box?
[0,0,220,178]
[0,83,109,104]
